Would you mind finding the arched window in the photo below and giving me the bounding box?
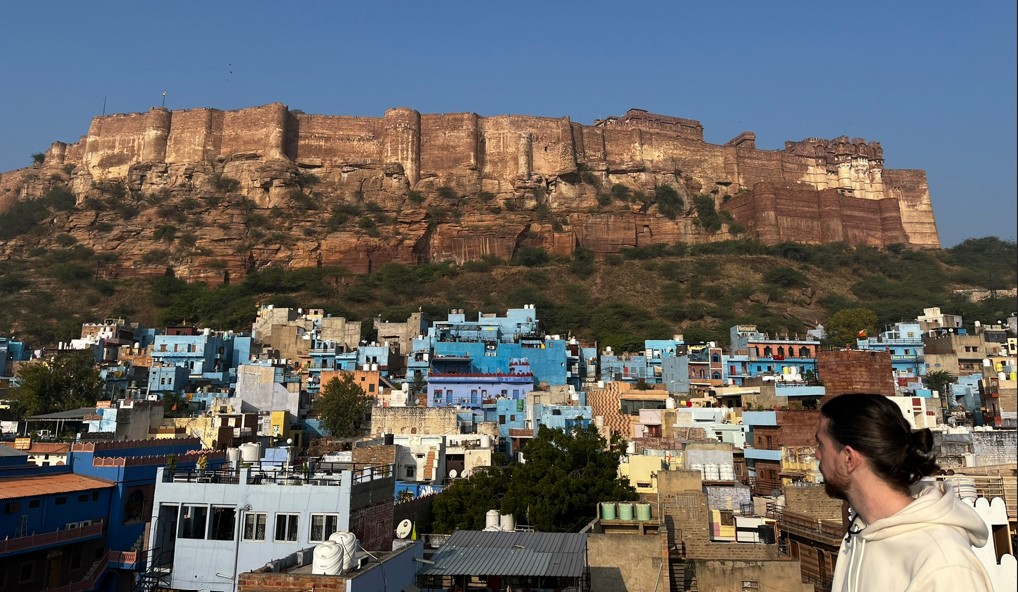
[123,489,145,524]
[712,372,722,380]
[763,346,773,357]
[799,346,810,358]
[711,354,721,363]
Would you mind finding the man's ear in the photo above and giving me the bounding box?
[842,445,865,473]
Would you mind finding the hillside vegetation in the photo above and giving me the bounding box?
[1,234,1014,351]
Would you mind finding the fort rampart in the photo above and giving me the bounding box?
[30,104,938,249]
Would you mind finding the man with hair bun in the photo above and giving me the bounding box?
[816,393,992,591]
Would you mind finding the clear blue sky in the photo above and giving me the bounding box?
[2,1,1014,247]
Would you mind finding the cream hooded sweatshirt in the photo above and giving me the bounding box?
[831,482,992,592]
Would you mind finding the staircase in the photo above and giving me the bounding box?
[669,558,698,592]
[132,547,173,592]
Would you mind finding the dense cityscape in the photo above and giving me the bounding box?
[0,300,1015,591]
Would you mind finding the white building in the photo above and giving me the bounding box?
[147,462,394,592]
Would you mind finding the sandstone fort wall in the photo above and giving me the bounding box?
[26,103,939,262]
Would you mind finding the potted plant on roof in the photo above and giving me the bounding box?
[196,453,208,476]
[166,454,177,481]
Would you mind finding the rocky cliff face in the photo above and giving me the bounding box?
[0,105,940,281]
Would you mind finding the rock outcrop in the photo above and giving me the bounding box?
[0,104,940,281]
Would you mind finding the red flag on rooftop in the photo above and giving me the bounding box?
[857,329,867,338]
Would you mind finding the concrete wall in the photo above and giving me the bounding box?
[588,532,664,592]
[694,559,813,592]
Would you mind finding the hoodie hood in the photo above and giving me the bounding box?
[858,481,989,546]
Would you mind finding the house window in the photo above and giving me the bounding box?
[243,513,267,541]
[29,499,40,509]
[310,514,339,542]
[406,466,416,479]
[78,494,89,502]
[56,496,67,505]
[742,582,760,591]
[274,514,299,542]
[70,551,82,570]
[209,506,236,540]
[19,563,33,583]
[180,505,208,539]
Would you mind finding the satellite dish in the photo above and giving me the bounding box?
[449,469,458,479]
[395,519,413,539]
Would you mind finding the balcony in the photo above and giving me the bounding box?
[0,520,104,557]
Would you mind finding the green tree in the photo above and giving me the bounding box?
[924,370,956,398]
[503,425,636,532]
[432,425,636,533]
[824,307,878,347]
[10,351,103,419]
[314,374,373,438]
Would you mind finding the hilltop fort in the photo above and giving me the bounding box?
[0,104,939,280]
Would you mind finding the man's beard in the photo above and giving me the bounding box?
[824,480,847,500]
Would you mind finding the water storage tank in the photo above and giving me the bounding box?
[600,502,617,520]
[618,503,634,521]
[666,398,676,409]
[626,442,636,454]
[690,463,704,479]
[955,477,977,500]
[312,542,341,575]
[704,463,720,481]
[719,464,735,481]
[239,442,261,463]
[636,503,652,522]
[486,509,500,530]
[226,447,241,462]
[499,513,515,532]
[480,434,492,448]
[329,532,358,571]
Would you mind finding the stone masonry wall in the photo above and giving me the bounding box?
[783,485,844,521]
[46,104,936,253]
[239,572,346,592]
[817,350,895,398]
[370,406,461,437]
[973,430,1018,465]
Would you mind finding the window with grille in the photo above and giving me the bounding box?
[243,513,267,540]
[310,514,339,542]
[742,582,759,591]
[275,514,299,542]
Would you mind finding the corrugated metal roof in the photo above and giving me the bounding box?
[419,531,586,578]
[27,407,96,420]
[0,473,115,500]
